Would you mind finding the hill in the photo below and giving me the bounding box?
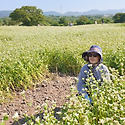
[0,9,125,17]
[63,9,125,16]
[0,10,13,17]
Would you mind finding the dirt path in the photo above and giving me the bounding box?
[0,73,77,125]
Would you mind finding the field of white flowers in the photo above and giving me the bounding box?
[0,24,125,124]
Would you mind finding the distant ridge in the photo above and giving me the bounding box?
[0,10,13,17]
[62,9,125,16]
[82,9,125,16]
[43,11,61,16]
[0,9,125,17]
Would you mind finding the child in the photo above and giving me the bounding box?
[77,45,110,103]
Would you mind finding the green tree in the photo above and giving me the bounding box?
[76,16,89,25]
[97,18,113,24]
[2,17,11,25]
[43,17,59,26]
[113,13,125,23]
[59,17,68,26]
[0,18,3,26]
[9,6,44,26]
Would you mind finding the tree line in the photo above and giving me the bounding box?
[0,6,125,26]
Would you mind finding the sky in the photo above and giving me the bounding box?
[1,0,125,13]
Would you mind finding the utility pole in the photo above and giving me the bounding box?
[60,4,62,18]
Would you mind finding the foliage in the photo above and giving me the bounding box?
[43,16,59,26]
[97,18,113,24]
[56,70,125,125]
[76,16,90,25]
[41,49,81,75]
[0,17,20,26]
[113,13,125,23]
[2,68,124,125]
[9,6,44,26]
[0,24,124,99]
[1,12,114,26]
[103,18,113,23]
[59,17,68,26]
[1,17,11,25]
[105,49,125,75]
[0,18,3,26]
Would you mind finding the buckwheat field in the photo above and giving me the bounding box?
[0,24,125,124]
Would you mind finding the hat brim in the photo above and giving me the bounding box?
[82,50,102,62]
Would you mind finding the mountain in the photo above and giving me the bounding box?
[0,9,125,17]
[82,9,125,16]
[63,9,125,16]
[0,10,13,17]
[62,11,83,16]
[43,11,61,16]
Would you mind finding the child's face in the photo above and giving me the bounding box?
[88,52,100,64]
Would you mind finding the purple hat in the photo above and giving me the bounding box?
[82,45,103,62]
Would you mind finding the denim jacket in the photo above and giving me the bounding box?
[77,63,110,95]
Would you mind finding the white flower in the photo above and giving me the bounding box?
[35,116,40,122]
[96,66,100,70]
[99,119,105,124]
[86,78,90,82]
[120,117,125,120]
[70,86,76,90]
[12,112,19,119]
[74,77,78,81]
[88,64,92,67]
[113,120,119,124]
[97,79,101,82]
[117,94,121,100]
[82,78,85,80]
[20,90,25,95]
[2,113,8,116]
[105,118,111,121]
[109,104,112,107]
[114,107,117,110]
[75,113,79,117]
[120,105,124,110]
[56,111,62,114]
[82,88,86,91]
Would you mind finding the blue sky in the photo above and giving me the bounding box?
[1,0,125,13]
